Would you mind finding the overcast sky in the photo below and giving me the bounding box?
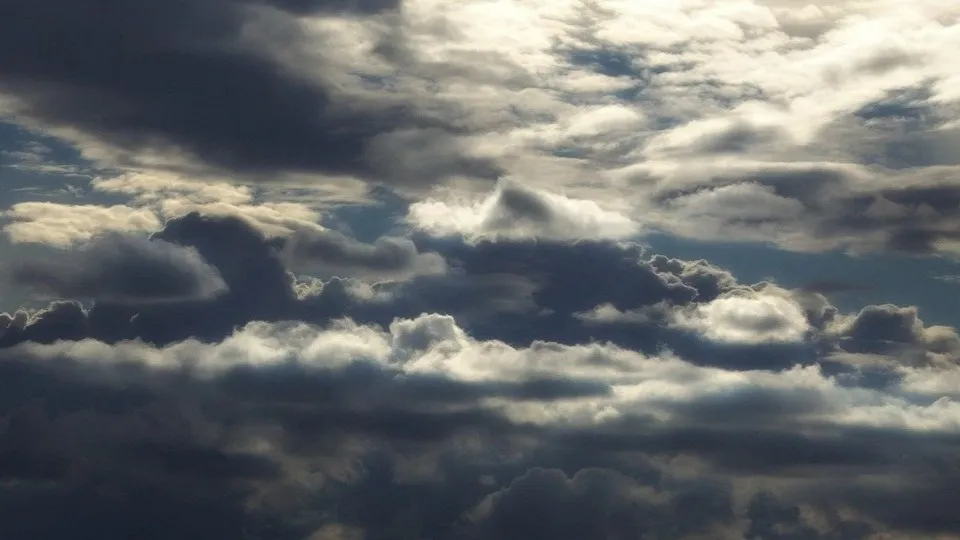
[2,0,960,538]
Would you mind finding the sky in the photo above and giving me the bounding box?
[1,0,960,538]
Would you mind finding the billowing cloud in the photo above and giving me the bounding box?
[675,293,812,345]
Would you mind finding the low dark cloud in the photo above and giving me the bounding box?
[1,309,956,539]
[832,303,960,364]
[0,213,956,539]
[466,467,734,540]
[282,228,446,280]
[6,233,227,303]
[0,214,696,348]
[0,213,833,375]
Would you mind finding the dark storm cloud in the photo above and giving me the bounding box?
[647,158,960,255]
[0,331,842,538]
[0,0,500,184]
[651,164,846,211]
[817,182,960,254]
[835,303,960,360]
[843,304,927,344]
[6,233,227,302]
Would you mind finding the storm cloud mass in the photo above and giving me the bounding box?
[2,0,960,538]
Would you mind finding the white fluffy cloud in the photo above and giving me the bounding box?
[2,202,161,245]
[408,179,638,241]
[674,292,812,344]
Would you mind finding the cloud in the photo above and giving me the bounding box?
[2,0,960,258]
[674,292,812,345]
[829,303,960,365]
[0,310,958,537]
[0,0,498,186]
[0,210,955,538]
[408,179,638,241]
[4,0,960,534]
[88,171,342,239]
[467,467,735,540]
[5,233,227,303]
[3,202,161,245]
[282,228,447,281]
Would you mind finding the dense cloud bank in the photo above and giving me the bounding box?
[0,211,958,539]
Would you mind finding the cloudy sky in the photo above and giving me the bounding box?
[1,0,960,538]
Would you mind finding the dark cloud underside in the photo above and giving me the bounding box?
[0,0,500,184]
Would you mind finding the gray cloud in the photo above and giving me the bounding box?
[282,228,447,281]
[0,0,500,186]
[6,233,227,303]
[0,309,957,539]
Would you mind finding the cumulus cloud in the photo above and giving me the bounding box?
[829,303,960,366]
[408,179,638,241]
[3,0,960,256]
[675,293,812,345]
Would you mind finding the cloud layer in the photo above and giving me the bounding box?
[0,208,956,537]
